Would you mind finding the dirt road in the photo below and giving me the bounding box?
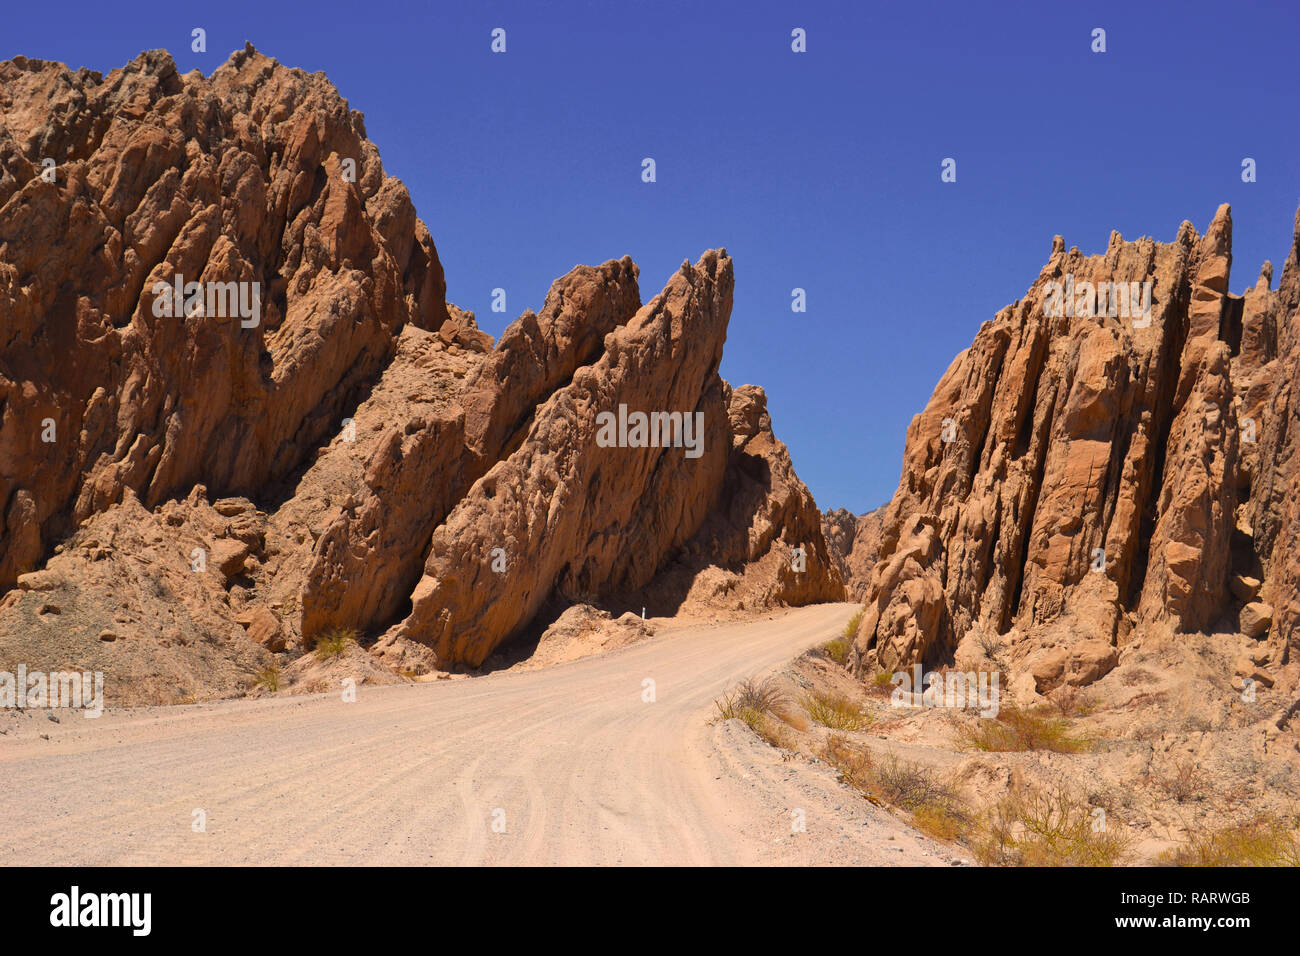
[0,603,951,865]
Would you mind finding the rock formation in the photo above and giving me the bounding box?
[0,47,841,703]
[822,504,885,600]
[853,202,1300,701]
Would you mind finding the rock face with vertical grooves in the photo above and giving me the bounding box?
[0,44,448,592]
[853,203,1300,700]
[0,48,842,702]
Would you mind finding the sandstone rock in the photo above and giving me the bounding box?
[210,539,250,581]
[1236,657,1275,688]
[0,47,885,700]
[822,505,885,600]
[1029,640,1119,693]
[1230,574,1262,601]
[1240,601,1274,638]
[239,607,285,652]
[853,202,1300,691]
[389,251,736,665]
[0,45,449,593]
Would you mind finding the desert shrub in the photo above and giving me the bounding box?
[820,733,876,797]
[1152,758,1207,804]
[873,755,959,812]
[974,786,1130,866]
[716,677,790,743]
[913,804,966,842]
[1159,815,1300,866]
[976,630,1002,659]
[254,664,281,692]
[869,670,896,697]
[843,609,863,639]
[1049,685,1097,718]
[956,705,1094,754]
[818,736,969,833]
[822,638,851,665]
[805,690,872,731]
[314,627,358,661]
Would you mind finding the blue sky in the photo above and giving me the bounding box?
[7,0,1299,513]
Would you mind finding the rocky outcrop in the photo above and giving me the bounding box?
[0,45,447,593]
[823,505,885,600]
[853,203,1300,696]
[388,251,736,665]
[624,383,845,619]
[0,48,841,702]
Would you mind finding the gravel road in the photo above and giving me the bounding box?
[0,603,949,865]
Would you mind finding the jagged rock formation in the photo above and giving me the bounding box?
[853,202,1300,700]
[0,44,447,592]
[0,48,840,702]
[822,505,884,600]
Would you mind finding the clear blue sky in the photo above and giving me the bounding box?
[7,0,1299,513]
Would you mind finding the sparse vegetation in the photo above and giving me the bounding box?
[715,677,790,743]
[819,733,878,801]
[1048,684,1097,718]
[844,609,863,638]
[253,663,281,692]
[1152,758,1208,804]
[822,638,851,665]
[976,630,1002,659]
[805,690,872,731]
[913,804,966,842]
[873,755,961,813]
[818,734,967,834]
[955,705,1094,754]
[820,609,861,665]
[1158,815,1300,866]
[973,785,1131,866]
[314,627,358,661]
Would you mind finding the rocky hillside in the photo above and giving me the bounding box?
[853,201,1300,705]
[0,47,842,703]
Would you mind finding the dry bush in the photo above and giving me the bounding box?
[819,733,876,799]
[1152,758,1208,804]
[822,638,851,666]
[805,690,872,731]
[868,670,896,697]
[1049,684,1097,718]
[314,627,358,660]
[1159,815,1300,866]
[973,785,1131,866]
[955,705,1094,754]
[818,735,969,833]
[716,677,794,748]
[913,804,966,842]
[976,630,1003,660]
[873,755,961,813]
[253,663,281,692]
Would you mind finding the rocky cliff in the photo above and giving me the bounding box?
[0,47,842,702]
[822,504,884,600]
[853,202,1300,701]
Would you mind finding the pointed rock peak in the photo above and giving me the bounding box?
[1052,235,1065,256]
[127,48,178,79]
[1259,260,1274,290]
[1203,203,1233,253]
